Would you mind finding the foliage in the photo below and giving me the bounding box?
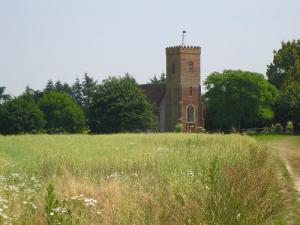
[203,70,278,131]
[148,73,166,84]
[81,73,98,111]
[0,86,11,104]
[38,92,86,133]
[0,94,45,134]
[275,83,300,132]
[175,123,183,132]
[0,134,280,224]
[44,80,73,96]
[89,75,156,133]
[267,40,300,90]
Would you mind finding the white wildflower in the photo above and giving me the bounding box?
[186,170,194,177]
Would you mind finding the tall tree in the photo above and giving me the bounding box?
[275,83,300,132]
[45,80,55,92]
[81,73,98,110]
[89,75,155,133]
[148,73,166,84]
[0,86,11,104]
[203,70,278,131]
[38,92,86,133]
[72,78,83,107]
[0,94,45,134]
[267,40,300,90]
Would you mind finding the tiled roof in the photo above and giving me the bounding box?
[139,83,166,106]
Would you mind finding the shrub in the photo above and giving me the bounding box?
[38,92,86,133]
[175,123,183,132]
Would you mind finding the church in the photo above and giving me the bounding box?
[140,45,204,132]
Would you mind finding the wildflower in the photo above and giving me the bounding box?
[30,203,37,209]
[186,170,194,177]
[52,207,68,214]
[237,213,241,220]
[132,172,138,177]
[10,173,19,178]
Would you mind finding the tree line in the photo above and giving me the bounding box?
[0,73,156,134]
[0,40,300,134]
[204,40,300,133]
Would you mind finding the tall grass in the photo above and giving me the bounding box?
[0,134,279,224]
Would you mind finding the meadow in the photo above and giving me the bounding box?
[0,134,281,225]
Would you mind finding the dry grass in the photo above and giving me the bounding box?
[0,133,280,224]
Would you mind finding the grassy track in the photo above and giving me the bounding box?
[256,135,300,224]
[0,134,280,225]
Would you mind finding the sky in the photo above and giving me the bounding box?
[0,0,300,96]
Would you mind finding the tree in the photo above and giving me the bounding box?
[0,94,45,134]
[72,78,83,107]
[203,70,278,131]
[267,40,300,90]
[275,83,300,132]
[38,92,86,133]
[148,73,166,84]
[0,86,11,104]
[45,80,55,92]
[81,73,98,111]
[89,75,156,133]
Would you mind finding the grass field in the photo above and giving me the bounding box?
[0,134,281,225]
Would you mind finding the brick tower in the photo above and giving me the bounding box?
[164,46,204,132]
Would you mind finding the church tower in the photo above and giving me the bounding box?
[164,46,204,132]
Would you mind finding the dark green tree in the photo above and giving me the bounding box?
[0,94,45,134]
[267,40,300,90]
[0,86,11,104]
[38,92,86,133]
[81,73,98,110]
[148,73,166,84]
[203,70,278,131]
[72,78,83,107]
[45,80,55,92]
[54,81,73,95]
[89,75,156,133]
[275,83,300,132]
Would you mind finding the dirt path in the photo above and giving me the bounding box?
[267,138,300,193]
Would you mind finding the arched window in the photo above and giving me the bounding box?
[187,105,195,123]
[188,61,193,73]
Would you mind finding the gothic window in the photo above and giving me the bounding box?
[188,61,193,73]
[187,105,195,123]
[189,87,192,96]
[172,63,176,73]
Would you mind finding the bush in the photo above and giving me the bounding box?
[175,123,183,132]
[89,75,156,133]
[0,94,45,134]
[38,92,86,133]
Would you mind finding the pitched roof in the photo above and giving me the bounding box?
[139,83,166,106]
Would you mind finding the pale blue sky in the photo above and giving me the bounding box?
[0,0,300,95]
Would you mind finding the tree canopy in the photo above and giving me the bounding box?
[89,75,156,133]
[148,73,166,84]
[203,70,278,131]
[275,83,300,132]
[267,40,300,90]
[0,94,45,134]
[0,86,11,104]
[38,92,86,133]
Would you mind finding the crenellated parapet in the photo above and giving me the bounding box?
[166,45,201,55]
